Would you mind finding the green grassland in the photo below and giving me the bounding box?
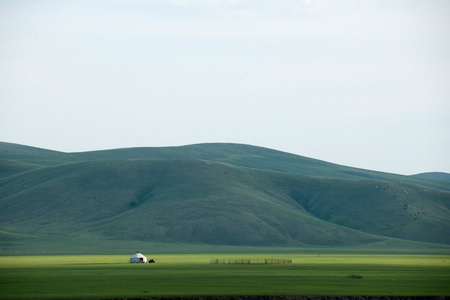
[0,254,449,299]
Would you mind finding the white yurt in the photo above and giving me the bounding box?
[130,252,148,263]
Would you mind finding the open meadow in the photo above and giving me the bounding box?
[0,253,449,299]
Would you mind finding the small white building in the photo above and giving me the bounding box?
[130,252,147,263]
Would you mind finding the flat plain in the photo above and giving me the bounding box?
[0,253,449,299]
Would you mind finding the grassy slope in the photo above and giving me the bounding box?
[1,141,449,251]
[0,159,377,246]
[62,143,450,191]
[0,159,449,248]
[0,159,41,178]
[413,172,450,181]
[1,142,449,191]
[0,142,70,166]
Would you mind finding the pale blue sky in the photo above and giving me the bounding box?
[1,0,449,175]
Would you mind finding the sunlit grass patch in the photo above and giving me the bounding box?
[0,254,449,299]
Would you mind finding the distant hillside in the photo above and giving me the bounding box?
[1,144,449,250]
[412,172,450,182]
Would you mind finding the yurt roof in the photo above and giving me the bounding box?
[131,253,146,258]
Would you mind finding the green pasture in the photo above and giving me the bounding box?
[0,254,449,299]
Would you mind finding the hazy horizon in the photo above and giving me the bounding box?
[1,0,449,175]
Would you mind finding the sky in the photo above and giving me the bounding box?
[1,0,449,175]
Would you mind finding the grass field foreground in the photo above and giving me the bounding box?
[0,254,449,299]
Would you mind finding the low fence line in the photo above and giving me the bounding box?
[210,258,292,265]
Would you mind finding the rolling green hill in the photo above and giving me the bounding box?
[1,142,449,191]
[0,142,449,251]
[413,172,450,182]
